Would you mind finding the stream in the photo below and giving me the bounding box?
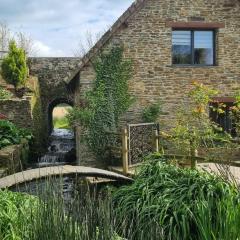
[12,128,77,198]
[37,128,76,167]
[13,128,117,200]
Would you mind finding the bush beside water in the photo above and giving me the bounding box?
[0,120,33,149]
[1,157,240,239]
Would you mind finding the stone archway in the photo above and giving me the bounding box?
[48,98,74,134]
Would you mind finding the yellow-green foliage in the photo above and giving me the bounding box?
[1,40,28,89]
[0,86,12,100]
[0,190,38,240]
[53,117,70,129]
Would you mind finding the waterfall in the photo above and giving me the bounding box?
[37,129,76,167]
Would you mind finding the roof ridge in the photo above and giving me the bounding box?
[65,0,147,83]
[80,0,147,68]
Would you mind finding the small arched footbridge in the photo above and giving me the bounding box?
[0,165,133,189]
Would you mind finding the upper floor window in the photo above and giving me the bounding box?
[172,30,215,65]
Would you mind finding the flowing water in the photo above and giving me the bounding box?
[13,128,116,200]
[14,128,77,198]
[37,128,76,167]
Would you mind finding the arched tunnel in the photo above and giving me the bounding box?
[48,98,74,134]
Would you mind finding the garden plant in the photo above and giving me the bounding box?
[1,40,28,91]
[0,120,32,149]
[1,156,240,240]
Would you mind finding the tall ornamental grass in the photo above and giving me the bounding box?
[0,190,38,240]
[113,158,240,240]
[1,160,240,240]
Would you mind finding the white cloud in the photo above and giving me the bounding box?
[33,40,66,57]
[0,0,135,57]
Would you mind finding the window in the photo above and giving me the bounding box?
[209,101,237,137]
[172,30,215,65]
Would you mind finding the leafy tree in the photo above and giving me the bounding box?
[166,82,232,168]
[1,40,28,89]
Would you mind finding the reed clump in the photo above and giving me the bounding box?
[1,158,240,240]
[113,158,240,240]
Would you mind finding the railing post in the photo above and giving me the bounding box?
[190,138,198,169]
[122,127,129,175]
[154,129,159,152]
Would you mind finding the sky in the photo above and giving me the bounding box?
[0,0,134,57]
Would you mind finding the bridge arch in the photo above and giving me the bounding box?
[0,166,133,189]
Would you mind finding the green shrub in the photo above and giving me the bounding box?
[0,86,13,100]
[2,163,240,240]
[2,179,125,240]
[1,40,28,89]
[0,120,33,149]
[0,190,38,240]
[113,158,240,240]
[142,102,161,122]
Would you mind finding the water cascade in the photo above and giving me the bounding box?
[37,129,76,167]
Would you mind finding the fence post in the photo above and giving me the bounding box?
[154,129,159,152]
[122,127,129,175]
[190,138,198,169]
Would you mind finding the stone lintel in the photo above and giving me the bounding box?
[166,21,225,29]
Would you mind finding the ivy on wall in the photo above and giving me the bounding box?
[69,46,133,162]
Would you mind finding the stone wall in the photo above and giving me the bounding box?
[0,140,29,177]
[74,0,240,166]
[0,76,45,152]
[28,57,81,133]
[0,97,33,129]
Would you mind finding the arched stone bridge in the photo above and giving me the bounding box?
[0,165,132,189]
[28,57,81,133]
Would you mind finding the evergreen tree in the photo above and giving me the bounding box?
[1,40,28,89]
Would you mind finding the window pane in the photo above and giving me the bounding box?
[172,31,191,64]
[194,31,213,65]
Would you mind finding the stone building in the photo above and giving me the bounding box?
[68,0,240,165]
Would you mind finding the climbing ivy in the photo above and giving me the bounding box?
[69,46,133,162]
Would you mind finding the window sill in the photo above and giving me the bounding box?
[166,65,218,68]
